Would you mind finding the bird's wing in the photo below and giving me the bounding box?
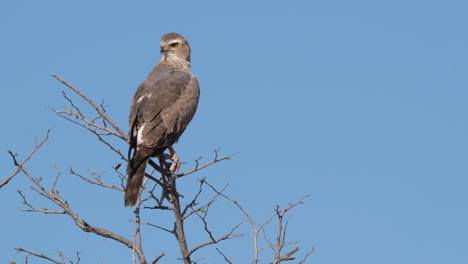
[128,68,194,156]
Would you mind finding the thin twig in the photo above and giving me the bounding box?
[176,153,237,178]
[50,108,127,160]
[150,252,165,264]
[181,179,209,218]
[204,181,260,262]
[15,248,62,264]
[9,154,147,263]
[141,221,174,234]
[1,129,50,189]
[187,220,245,257]
[51,73,127,140]
[69,167,124,191]
[216,248,233,264]
[17,190,66,214]
[148,159,171,176]
[298,247,314,264]
[76,251,82,264]
[59,91,117,138]
[270,247,299,264]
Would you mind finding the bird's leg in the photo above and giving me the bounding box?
[168,145,180,176]
[160,153,173,170]
[158,155,172,203]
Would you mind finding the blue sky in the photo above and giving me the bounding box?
[1,1,467,263]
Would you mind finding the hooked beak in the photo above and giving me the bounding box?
[160,45,170,53]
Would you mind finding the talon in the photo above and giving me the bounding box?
[167,146,181,175]
[169,152,180,175]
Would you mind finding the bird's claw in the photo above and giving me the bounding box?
[169,152,180,176]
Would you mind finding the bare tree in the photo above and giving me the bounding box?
[4,74,312,264]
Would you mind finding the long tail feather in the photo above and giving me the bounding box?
[124,156,148,207]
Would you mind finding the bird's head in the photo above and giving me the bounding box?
[160,33,191,67]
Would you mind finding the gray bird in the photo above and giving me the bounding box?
[125,33,200,207]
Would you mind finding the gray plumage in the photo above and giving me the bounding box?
[125,33,200,206]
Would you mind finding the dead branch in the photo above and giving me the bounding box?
[59,90,118,138]
[140,221,173,234]
[50,107,127,160]
[147,159,171,177]
[185,180,245,256]
[14,248,62,264]
[150,252,165,264]
[298,247,314,264]
[187,220,245,258]
[205,180,310,263]
[69,167,124,191]
[51,73,127,140]
[14,248,80,264]
[1,129,50,189]
[169,179,191,264]
[176,150,237,178]
[9,152,147,264]
[270,247,299,264]
[131,178,150,264]
[181,178,225,219]
[270,197,310,263]
[52,249,76,264]
[204,181,261,262]
[180,179,205,218]
[216,248,233,264]
[17,190,66,214]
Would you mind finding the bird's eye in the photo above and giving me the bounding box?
[170,43,179,48]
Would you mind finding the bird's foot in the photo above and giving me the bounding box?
[169,152,180,176]
[160,153,173,172]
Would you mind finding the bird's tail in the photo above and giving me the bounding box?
[124,156,148,207]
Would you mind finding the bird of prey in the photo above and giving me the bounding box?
[124,33,200,207]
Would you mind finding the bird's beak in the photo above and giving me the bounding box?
[160,45,169,53]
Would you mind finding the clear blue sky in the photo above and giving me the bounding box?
[1,1,467,263]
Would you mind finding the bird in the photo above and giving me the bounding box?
[124,33,200,207]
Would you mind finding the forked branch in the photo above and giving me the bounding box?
[8,141,147,264]
[14,248,63,264]
[51,73,127,140]
[205,180,310,263]
[1,129,50,189]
